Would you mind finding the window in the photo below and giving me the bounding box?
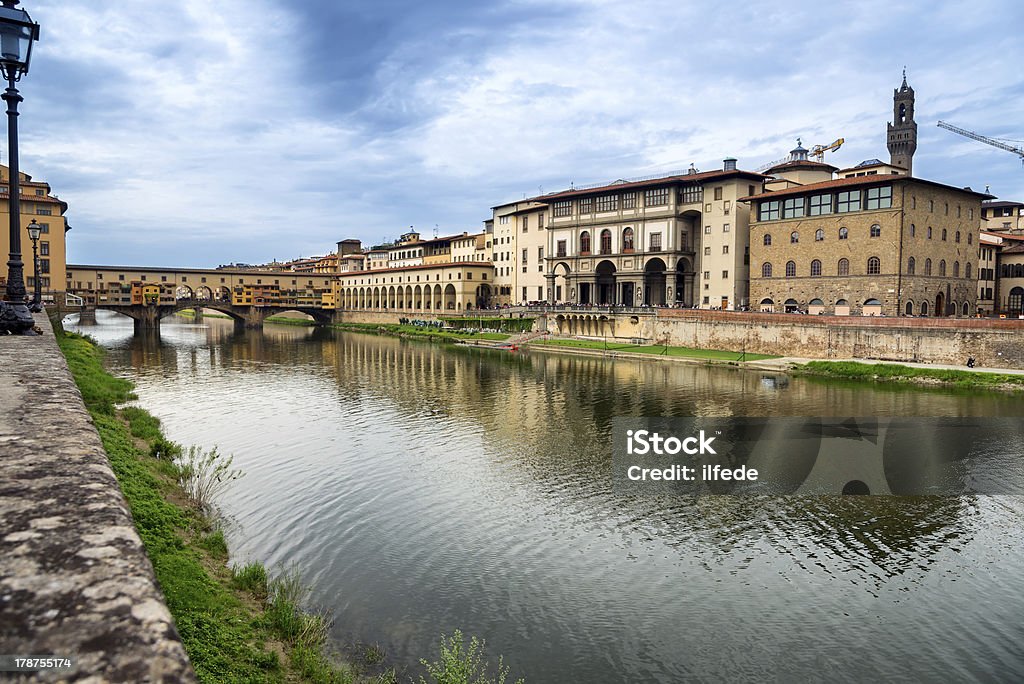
[762,263,773,278]
[763,234,772,246]
[837,190,861,213]
[782,197,805,219]
[39,258,49,274]
[927,226,933,239]
[724,200,731,215]
[649,232,662,251]
[645,187,669,206]
[622,192,636,209]
[722,245,729,255]
[623,227,634,251]
[870,224,881,237]
[539,213,545,229]
[759,200,781,221]
[681,185,702,204]
[553,201,571,217]
[939,260,946,276]
[578,197,592,213]
[907,257,915,274]
[809,194,832,216]
[499,216,510,225]
[955,230,961,243]
[942,228,947,241]
[703,271,711,279]
[790,231,799,244]
[910,223,916,237]
[600,229,612,254]
[839,227,849,240]
[596,194,618,212]
[968,232,973,245]
[838,258,849,276]
[815,229,824,242]
[522,248,528,263]
[810,259,822,276]
[557,240,567,257]
[722,270,729,278]
[538,247,543,261]
[867,256,880,275]
[925,258,932,275]
[37,207,52,216]
[945,203,949,215]
[704,225,712,234]
[37,223,49,233]
[865,186,892,209]
[785,261,796,277]
[929,199,935,212]
[704,246,711,256]
[954,261,960,277]
[580,231,591,254]
[522,216,529,232]
[40,241,49,256]
[714,187,723,200]
[966,263,972,279]
[722,223,730,233]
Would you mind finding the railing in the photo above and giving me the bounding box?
[65,292,84,307]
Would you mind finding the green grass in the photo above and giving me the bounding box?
[57,331,355,683]
[798,361,1024,390]
[266,316,318,327]
[332,322,510,343]
[529,337,779,361]
[177,309,233,320]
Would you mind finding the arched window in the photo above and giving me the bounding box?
[786,261,796,277]
[906,301,914,316]
[954,261,960,277]
[963,302,970,316]
[1017,264,1024,279]
[870,224,881,238]
[939,260,946,276]
[622,227,634,251]
[580,231,591,254]
[927,226,933,239]
[599,229,612,254]
[838,258,849,276]
[966,263,972,279]
[763,233,772,246]
[810,259,822,276]
[867,256,880,275]
[790,231,799,244]
[955,230,961,243]
[907,256,916,274]
[968,232,973,245]
[942,228,947,241]
[921,301,929,315]
[762,262,773,278]
[839,227,848,240]
[925,258,932,275]
[911,223,916,237]
[1010,287,1024,315]
[815,228,824,242]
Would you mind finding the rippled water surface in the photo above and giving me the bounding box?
[69,312,1024,683]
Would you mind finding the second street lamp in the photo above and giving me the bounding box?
[26,217,39,311]
[0,0,38,335]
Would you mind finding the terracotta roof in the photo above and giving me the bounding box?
[1001,243,1024,254]
[765,159,838,174]
[340,261,493,277]
[740,174,994,202]
[518,168,766,204]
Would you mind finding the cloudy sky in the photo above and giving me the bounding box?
[18,0,1024,267]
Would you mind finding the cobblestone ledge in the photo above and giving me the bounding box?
[0,313,195,682]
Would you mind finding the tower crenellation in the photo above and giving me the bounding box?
[887,70,918,175]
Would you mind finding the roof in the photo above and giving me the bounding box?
[340,261,493,277]
[740,174,994,202]
[983,200,1024,209]
[1001,243,1024,254]
[512,168,767,205]
[764,159,838,174]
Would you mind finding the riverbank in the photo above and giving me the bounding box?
[792,359,1024,392]
[330,321,510,343]
[523,336,779,364]
[57,328,379,683]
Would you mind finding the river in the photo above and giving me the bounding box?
[68,312,1024,683]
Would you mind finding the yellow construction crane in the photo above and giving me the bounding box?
[807,138,844,162]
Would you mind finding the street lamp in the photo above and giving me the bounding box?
[0,0,39,335]
[26,216,39,311]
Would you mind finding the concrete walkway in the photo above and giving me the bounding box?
[744,356,1024,376]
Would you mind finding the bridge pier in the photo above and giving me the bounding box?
[76,307,97,325]
[132,307,162,333]
[192,307,204,323]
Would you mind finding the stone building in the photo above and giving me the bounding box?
[994,238,1024,317]
[746,173,987,316]
[534,160,765,308]
[982,199,1024,234]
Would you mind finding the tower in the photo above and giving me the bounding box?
[887,70,917,175]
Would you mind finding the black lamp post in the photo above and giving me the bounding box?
[26,216,39,311]
[0,0,38,335]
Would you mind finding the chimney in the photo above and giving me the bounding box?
[723,158,737,171]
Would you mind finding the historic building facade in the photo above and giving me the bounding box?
[747,174,986,316]
[535,161,765,309]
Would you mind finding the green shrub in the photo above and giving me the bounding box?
[419,630,523,684]
[231,561,269,601]
[176,446,243,516]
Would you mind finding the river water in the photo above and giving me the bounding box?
[68,312,1024,683]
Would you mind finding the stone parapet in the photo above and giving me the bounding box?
[0,314,195,682]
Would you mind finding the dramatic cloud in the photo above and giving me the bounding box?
[15,0,1024,266]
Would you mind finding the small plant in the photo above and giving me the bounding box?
[176,445,242,515]
[148,436,181,460]
[362,642,386,665]
[200,528,229,559]
[231,561,269,601]
[419,630,523,684]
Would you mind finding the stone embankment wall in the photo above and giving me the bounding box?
[544,309,1024,368]
[0,314,195,682]
[646,310,1024,368]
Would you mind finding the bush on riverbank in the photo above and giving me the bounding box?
[528,337,779,362]
[798,361,1024,390]
[332,322,509,343]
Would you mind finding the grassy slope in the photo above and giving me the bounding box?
[528,337,779,361]
[798,360,1024,390]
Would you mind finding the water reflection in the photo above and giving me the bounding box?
[68,312,1024,683]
